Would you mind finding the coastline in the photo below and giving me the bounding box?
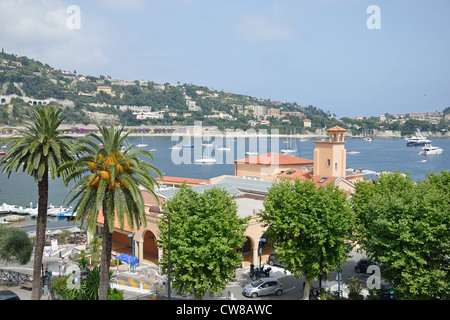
[1,124,449,139]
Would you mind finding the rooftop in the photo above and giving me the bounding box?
[234,152,314,166]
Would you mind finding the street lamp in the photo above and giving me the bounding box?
[149,205,171,300]
[127,233,135,273]
[258,237,266,279]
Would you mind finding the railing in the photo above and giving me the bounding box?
[0,268,33,284]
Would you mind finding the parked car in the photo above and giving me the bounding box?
[0,290,20,300]
[354,258,379,274]
[267,252,286,267]
[242,278,283,298]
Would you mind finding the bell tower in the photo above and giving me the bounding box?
[313,126,347,178]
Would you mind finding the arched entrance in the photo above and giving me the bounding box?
[239,236,255,268]
[141,229,159,265]
[0,98,5,104]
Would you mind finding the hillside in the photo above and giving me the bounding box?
[0,50,448,136]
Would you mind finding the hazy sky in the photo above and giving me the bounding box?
[0,0,449,117]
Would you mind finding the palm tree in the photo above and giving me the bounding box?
[0,106,74,300]
[58,125,161,300]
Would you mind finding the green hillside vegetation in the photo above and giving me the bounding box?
[0,50,448,135]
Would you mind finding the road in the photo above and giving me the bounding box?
[1,243,370,300]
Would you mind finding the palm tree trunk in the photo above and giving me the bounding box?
[98,204,112,300]
[31,168,49,300]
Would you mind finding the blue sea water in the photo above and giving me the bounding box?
[1,136,449,208]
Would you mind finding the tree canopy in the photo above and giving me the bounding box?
[352,170,450,300]
[158,185,249,300]
[259,179,354,300]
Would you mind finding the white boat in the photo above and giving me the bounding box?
[347,151,360,154]
[281,148,296,154]
[201,142,213,147]
[136,143,148,148]
[364,137,372,142]
[194,157,216,164]
[406,132,431,147]
[149,148,157,152]
[245,151,258,156]
[281,131,297,154]
[47,205,72,217]
[419,144,443,155]
[216,146,230,151]
[0,203,20,214]
[169,145,182,150]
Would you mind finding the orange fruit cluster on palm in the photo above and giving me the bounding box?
[86,151,133,191]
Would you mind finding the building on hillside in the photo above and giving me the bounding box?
[97,86,112,95]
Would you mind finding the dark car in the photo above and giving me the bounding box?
[354,258,378,274]
[0,290,20,300]
[267,252,286,267]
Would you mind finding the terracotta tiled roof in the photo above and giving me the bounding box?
[312,175,337,187]
[278,169,313,180]
[235,153,314,165]
[327,126,347,132]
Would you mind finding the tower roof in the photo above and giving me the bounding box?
[327,126,347,132]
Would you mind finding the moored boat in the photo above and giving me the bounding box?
[406,132,431,147]
[419,144,443,155]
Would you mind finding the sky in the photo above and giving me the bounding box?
[0,0,449,118]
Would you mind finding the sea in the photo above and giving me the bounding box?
[1,135,449,229]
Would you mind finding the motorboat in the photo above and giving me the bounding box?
[47,205,72,217]
[201,142,213,147]
[406,132,431,147]
[0,203,20,214]
[245,151,258,156]
[194,157,216,164]
[136,143,148,148]
[281,148,296,154]
[419,144,443,155]
[364,137,372,142]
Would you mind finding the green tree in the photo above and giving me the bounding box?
[259,179,354,300]
[352,171,450,299]
[159,185,249,300]
[58,125,161,300]
[0,224,33,265]
[0,106,74,300]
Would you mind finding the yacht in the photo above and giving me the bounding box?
[419,144,443,155]
[0,203,20,214]
[216,146,230,151]
[194,157,217,164]
[281,148,296,154]
[406,132,431,147]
